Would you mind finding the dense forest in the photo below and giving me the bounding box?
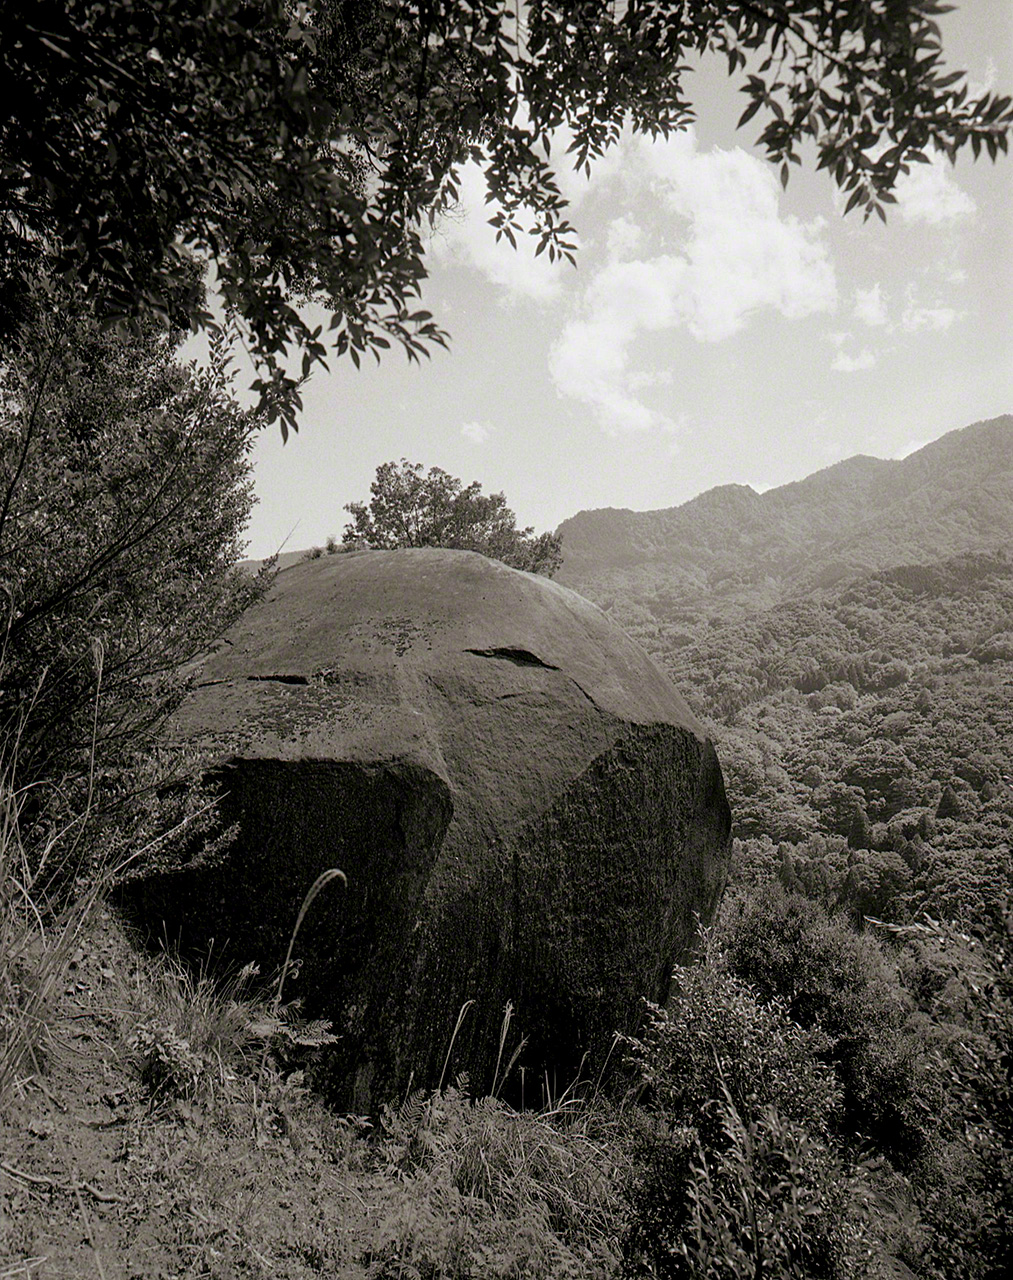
[559,417,1013,941]
[557,416,1013,1277]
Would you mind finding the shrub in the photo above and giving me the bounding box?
[626,966,842,1142]
[343,460,563,577]
[892,919,1013,1279]
[126,939,338,1112]
[0,719,114,1105]
[676,1094,860,1280]
[717,884,926,1167]
[0,290,267,896]
[621,962,852,1277]
[127,955,270,1107]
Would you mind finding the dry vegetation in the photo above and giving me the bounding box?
[0,770,635,1279]
[0,905,636,1280]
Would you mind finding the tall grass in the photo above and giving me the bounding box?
[0,754,221,1109]
[128,869,346,1109]
[0,664,104,1107]
[364,1005,635,1279]
[0,644,225,1109]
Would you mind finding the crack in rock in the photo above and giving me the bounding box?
[246,674,310,686]
[465,647,559,670]
[568,677,601,711]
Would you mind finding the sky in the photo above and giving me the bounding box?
[240,5,1013,560]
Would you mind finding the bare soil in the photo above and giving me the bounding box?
[0,907,380,1280]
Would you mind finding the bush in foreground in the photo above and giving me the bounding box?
[622,963,864,1278]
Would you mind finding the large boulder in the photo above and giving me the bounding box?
[125,549,730,1109]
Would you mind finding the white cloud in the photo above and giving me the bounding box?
[639,131,838,340]
[461,420,493,444]
[549,129,837,433]
[839,280,964,347]
[628,368,674,391]
[900,304,961,332]
[550,315,664,434]
[893,438,928,459]
[854,283,889,327]
[832,349,876,373]
[894,151,976,224]
[606,215,643,261]
[968,59,999,102]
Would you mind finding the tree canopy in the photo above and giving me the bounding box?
[2,1,1010,435]
[343,459,563,575]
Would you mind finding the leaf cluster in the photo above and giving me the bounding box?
[0,284,268,892]
[3,2,1009,432]
[622,958,866,1279]
[719,883,924,1166]
[722,0,1012,222]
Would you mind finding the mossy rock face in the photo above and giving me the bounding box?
[125,548,731,1109]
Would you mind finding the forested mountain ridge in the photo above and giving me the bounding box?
[551,420,1013,1274]
[556,415,1013,631]
[664,549,1013,932]
[556,418,1013,950]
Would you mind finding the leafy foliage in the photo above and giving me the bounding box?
[676,1096,860,1280]
[626,967,842,1142]
[562,425,1013,956]
[128,952,338,1109]
[555,418,1013,1278]
[3,3,1009,432]
[622,960,865,1279]
[343,458,563,575]
[887,916,1013,1280]
[719,884,925,1166]
[0,288,268,888]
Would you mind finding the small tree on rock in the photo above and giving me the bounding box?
[343,460,562,577]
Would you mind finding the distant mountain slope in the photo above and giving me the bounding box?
[665,545,1013,937]
[556,417,1013,942]
[556,416,1013,635]
[555,419,1013,945]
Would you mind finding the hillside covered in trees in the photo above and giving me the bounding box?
[559,415,1013,941]
[550,416,1013,1275]
[557,415,1013,629]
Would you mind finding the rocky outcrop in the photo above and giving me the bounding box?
[124,549,731,1109]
